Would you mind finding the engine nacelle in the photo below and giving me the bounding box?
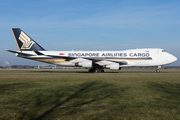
[78,60,92,68]
[106,63,120,70]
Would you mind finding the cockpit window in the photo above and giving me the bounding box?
[162,50,166,52]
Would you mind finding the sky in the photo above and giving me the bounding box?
[0,0,180,66]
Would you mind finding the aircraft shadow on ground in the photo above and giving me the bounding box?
[30,70,167,74]
[8,81,129,120]
[28,70,120,73]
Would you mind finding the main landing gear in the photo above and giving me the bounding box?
[88,67,104,73]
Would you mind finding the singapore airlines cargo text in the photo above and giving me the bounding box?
[68,53,150,57]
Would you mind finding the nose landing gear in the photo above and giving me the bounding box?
[156,69,160,73]
[156,66,161,73]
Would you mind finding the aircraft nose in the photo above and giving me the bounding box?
[169,54,177,63]
[174,56,177,62]
[166,54,177,64]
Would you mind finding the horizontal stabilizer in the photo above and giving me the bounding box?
[5,49,34,56]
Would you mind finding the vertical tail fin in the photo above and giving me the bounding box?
[11,28,45,51]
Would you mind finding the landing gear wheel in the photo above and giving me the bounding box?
[89,68,94,73]
[156,69,160,73]
[95,69,99,73]
[89,68,104,73]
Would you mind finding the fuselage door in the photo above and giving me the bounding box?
[156,50,160,65]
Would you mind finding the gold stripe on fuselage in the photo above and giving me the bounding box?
[93,58,152,61]
[29,57,152,64]
[29,58,69,64]
[108,58,152,61]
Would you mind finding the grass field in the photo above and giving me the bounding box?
[0,69,180,120]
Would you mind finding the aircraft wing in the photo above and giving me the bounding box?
[38,53,127,65]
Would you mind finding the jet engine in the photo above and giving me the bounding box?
[78,60,92,68]
[106,63,120,70]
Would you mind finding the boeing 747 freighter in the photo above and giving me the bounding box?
[6,28,177,73]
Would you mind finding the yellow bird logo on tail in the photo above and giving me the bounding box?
[19,31,35,49]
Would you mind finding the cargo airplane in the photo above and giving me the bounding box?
[6,28,177,73]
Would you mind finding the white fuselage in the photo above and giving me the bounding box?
[16,48,177,68]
